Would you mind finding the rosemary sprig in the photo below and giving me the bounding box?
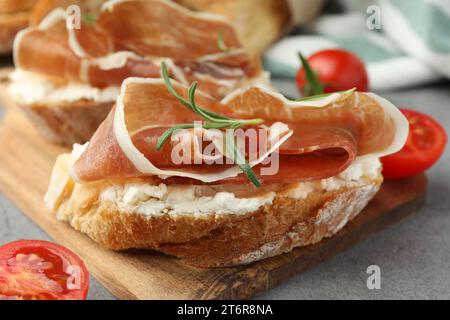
[156,62,264,187]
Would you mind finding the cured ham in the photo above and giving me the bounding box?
[71,77,409,185]
[14,0,263,99]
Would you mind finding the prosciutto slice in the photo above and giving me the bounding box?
[71,79,409,185]
[14,0,262,99]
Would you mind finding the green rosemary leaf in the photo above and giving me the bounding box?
[156,124,195,151]
[202,123,230,129]
[188,82,243,124]
[218,31,229,52]
[238,161,261,187]
[201,108,230,120]
[225,130,261,187]
[161,62,193,110]
[188,81,221,123]
[161,62,264,126]
[161,62,232,121]
[298,52,324,96]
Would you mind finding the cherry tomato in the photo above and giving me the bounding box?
[0,240,89,300]
[382,109,447,179]
[296,49,369,95]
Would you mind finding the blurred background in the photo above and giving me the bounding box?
[266,0,450,94]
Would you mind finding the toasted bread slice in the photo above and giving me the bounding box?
[18,100,114,145]
[9,70,118,145]
[45,150,383,267]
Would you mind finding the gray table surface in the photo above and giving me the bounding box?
[1,70,449,299]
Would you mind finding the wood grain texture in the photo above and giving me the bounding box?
[0,108,427,300]
[0,67,13,109]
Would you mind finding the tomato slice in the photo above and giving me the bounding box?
[0,240,89,300]
[381,109,447,179]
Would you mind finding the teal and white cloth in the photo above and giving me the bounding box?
[264,0,450,91]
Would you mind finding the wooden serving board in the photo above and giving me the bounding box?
[0,67,13,110]
[0,107,427,300]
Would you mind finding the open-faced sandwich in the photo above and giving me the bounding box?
[44,62,408,267]
[0,0,37,54]
[9,0,266,145]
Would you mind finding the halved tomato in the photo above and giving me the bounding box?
[0,240,89,300]
[382,109,447,179]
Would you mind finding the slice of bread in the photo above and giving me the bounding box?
[8,70,118,145]
[18,100,114,145]
[45,151,383,268]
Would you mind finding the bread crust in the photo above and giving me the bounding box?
[18,100,114,145]
[174,0,291,54]
[46,154,382,267]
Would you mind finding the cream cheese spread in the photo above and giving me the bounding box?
[9,69,119,104]
[99,156,381,217]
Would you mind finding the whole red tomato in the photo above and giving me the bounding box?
[296,49,369,95]
[382,109,447,179]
